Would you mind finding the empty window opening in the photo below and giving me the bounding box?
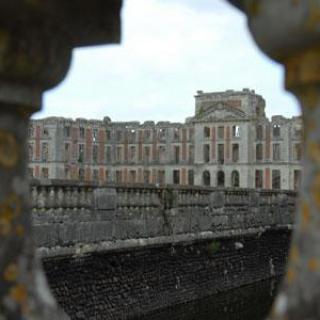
[202,170,211,186]
[294,170,302,191]
[144,170,150,184]
[255,170,263,189]
[217,171,225,187]
[232,125,240,137]
[203,144,210,163]
[129,170,136,183]
[273,124,281,138]
[41,143,49,162]
[231,170,240,188]
[79,169,85,181]
[218,126,224,139]
[295,143,302,161]
[173,128,180,141]
[218,144,224,164]
[158,170,166,185]
[204,127,210,139]
[273,144,281,161]
[173,170,180,185]
[272,170,281,189]
[93,145,98,163]
[116,170,122,183]
[188,145,194,163]
[174,146,180,164]
[232,144,239,162]
[188,170,194,186]
[256,144,263,161]
[256,125,263,140]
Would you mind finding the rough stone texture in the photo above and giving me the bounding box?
[43,230,291,320]
[30,182,295,256]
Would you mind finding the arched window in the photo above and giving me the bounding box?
[217,171,225,187]
[202,170,211,186]
[231,170,240,188]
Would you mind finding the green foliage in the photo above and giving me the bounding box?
[207,240,221,256]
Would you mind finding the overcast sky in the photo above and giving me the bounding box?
[35,0,300,122]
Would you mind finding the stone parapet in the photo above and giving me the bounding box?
[30,180,296,257]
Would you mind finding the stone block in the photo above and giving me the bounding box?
[94,187,116,210]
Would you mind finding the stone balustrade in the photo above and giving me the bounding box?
[30,179,296,257]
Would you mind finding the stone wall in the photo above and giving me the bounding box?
[30,179,295,257]
[43,230,291,320]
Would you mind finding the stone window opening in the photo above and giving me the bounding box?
[79,168,85,182]
[129,129,136,143]
[294,170,302,191]
[43,127,49,137]
[158,146,166,163]
[204,127,210,139]
[41,167,49,179]
[78,144,84,163]
[218,126,224,139]
[144,129,151,142]
[232,144,239,162]
[144,170,150,184]
[129,146,136,162]
[256,125,263,140]
[173,128,180,141]
[188,170,194,186]
[217,171,225,187]
[231,170,240,187]
[28,144,33,161]
[105,146,112,163]
[64,167,70,179]
[79,127,85,139]
[174,146,180,164]
[273,143,281,161]
[116,170,122,184]
[295,143,302,161]
[272,170,281,189]
[93,145,98,164]
[173,170,180,185]
[202,170,211,186]
[294,126,302,138]
[218,144,224,164]
[203,144,210,163]
[188,145,194,163]
[129,170,136,183]
[116,146,122,162]
[255,170,263,189]
[189,128,194,141]
[158,128,166,142]
[41,143,49,162]
[105,129,111,140]
[273,124,281,138]
[158,170,165,185]
[116,130,123,142]
[93,169,98,182]
[105,170,109,182]
[93,129,98,143]
[232,125,240,137]
[144,146,150,163]
[256,143,263,161]
[64,143,70,162]
[64,126,70,138]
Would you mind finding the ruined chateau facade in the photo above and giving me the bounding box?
[28,89,302,190]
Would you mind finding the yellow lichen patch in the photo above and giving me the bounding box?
[0,218,11,236]
[307,142,320,162]
[286,267,297,283]
[308,258,319,272]
[300,201,311,229]
[289,245,299,263]
[0,130,19,168]
[4,264,18,282]
[312,173,320,208]
[9,284,28,313]
[15,225,24,236]
[306,3,320,30]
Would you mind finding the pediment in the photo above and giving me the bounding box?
[194,102,247,122]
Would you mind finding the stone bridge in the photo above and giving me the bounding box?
[30,180,295,319]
